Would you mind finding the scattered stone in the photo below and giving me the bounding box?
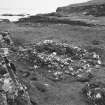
[0,31,32,105]
[82,81,105,105]
[16,40,102,81]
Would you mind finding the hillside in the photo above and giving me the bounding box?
[16,0,105,26]
[56,0,105,17]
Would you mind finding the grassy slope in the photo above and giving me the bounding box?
[1,23,105,45]
[1,22,105,105]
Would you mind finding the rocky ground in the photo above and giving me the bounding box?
[1,0,105,105]
[0,20,104,105]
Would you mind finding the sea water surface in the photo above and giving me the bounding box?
[0,8,43,22]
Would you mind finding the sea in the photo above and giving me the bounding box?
[0,8,52,22]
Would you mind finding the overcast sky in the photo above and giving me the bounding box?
[0,0,90,14]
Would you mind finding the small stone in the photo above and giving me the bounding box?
[82,82,105,105]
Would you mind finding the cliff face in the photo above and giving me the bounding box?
[56,0,105,17]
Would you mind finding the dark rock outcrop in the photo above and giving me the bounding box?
[0,19,10,23]
[1,14,27,17]
[56,0,105,17]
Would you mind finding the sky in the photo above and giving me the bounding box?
[0,0,90,14]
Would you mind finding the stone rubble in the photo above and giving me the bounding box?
[17,40,102,81]
[0,31,32,105]
[0,31,103,105]
[82,81,105,105]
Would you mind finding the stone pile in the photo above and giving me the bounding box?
[17,40,102,81]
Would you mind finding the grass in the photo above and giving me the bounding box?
[0,22,105,105]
